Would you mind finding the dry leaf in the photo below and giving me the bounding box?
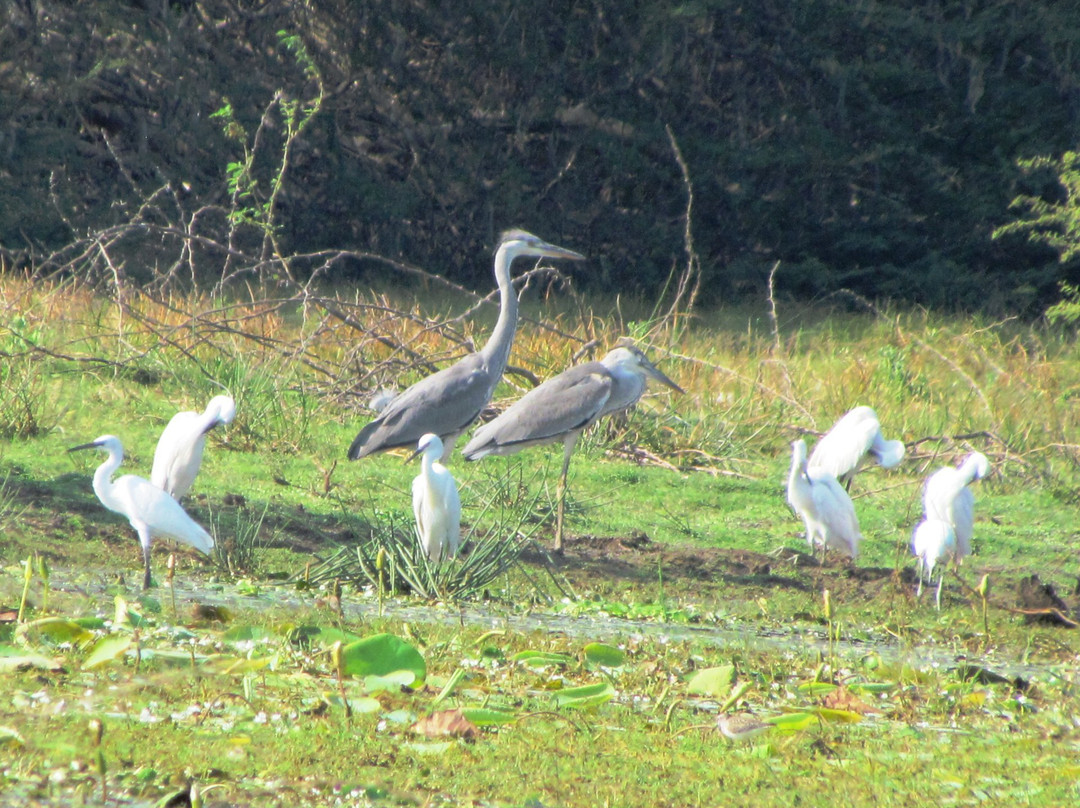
[822,687,873,715]
[411,709,478,740]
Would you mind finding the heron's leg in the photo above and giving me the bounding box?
[935,572,944,611]
[138,525,153,590]
[916,560,924,597]
[440,433,459,463]
[553,434,577,553]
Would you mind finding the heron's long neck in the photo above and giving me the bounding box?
[480,245,518,376]
[788,447,809,490]
[92,448,125,516]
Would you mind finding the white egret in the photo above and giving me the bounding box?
[410,433,461,562]
[786,438,862,560]
[461,343,683,552]
[69,435,214,589]
[151,394,236,500]
[348,230,585,462]
[923,451,991,558]
[808,405,905,487]
[911,518,957,610]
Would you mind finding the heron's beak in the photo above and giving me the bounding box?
[201,418,225,436]
[405,446,423,464]
[537,242,586,262]
[643,360,684,394]
[67,440,101,453]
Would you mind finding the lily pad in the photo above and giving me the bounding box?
[686,665,735,698]
[583,642,626,668]
[554,682,616,709]
[512,650,574,667]
[461,707,518,726]
[340,634,426,685]
[83,635,134,670]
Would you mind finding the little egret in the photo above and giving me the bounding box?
[808,405,905,487]
[69,435,214,589]
[348,230,585,462]
[923,451,991,558]
[409,433,461,562]
[786,439,862,560]
[911,518,957,610]
[462,343,683,552]
[151,395,236,500]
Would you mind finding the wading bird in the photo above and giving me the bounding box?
[410,433,461,562]
[717,713,774,742]
[808,405,905,488]
[923,451,991,558]
[911,518,957,610]
[151,395,236,500]
[462,343,683,552]
[786,439,862,560]
[70,435,214,589]
[348,230,585,463]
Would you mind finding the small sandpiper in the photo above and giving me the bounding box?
[717,713,773,742]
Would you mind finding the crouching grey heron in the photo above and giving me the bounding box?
[70,435,214,589]
[348,230,585,463]
[462,343,683,552]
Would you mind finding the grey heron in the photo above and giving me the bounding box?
[409,433,461,562]
[348,230,585,462]
[911,518,957,610]
[923,451,990,558]
[69,435,214,589]
[461,343,683,552]
[786,438,862,560]
[151,395,236,500]
[807,405,905,488]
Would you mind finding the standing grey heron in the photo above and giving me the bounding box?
[151,395,236,500]
[461,343,683,552]
[348,230,585,462]
[69,435,214,589]
[786,438,862,560]
[808,405,905,488]
[923,451,990,558]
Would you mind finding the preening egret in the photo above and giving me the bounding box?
[911,518,957,610]
[462,343,683,552]
[69,435,214,589]
[410,433,461,562]
[786,439,862,560]
[348,230,585,463]
[151,395,236,500]
[808,405,905,487]
[923,451,990,558]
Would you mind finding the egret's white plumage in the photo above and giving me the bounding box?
[462,343,683,551]
[786,439,862,559]
[410,433,461,562]
[70,435,214,589]
[151,395,236,500]
[348,230,584,463]
[911,518,957,610]
[923,451,991,558]
[808,405,905,486]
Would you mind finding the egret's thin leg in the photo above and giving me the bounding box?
[935,572,944,611]
[916,562,924,598]
[553,434,578,553]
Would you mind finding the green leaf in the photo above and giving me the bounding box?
[814,707,864,724]
[583,642,626,668]
[847,682,896,694]
[512,650,574,667]
[766,712,818,732]
[461,707,517,727]
[686,665,735,698]
[340,634,426,685]
[17,617,94,647]
[0,653,63,673]
[797,681,838,697]
[83,635,134,670]
[222,625,276,643]
[554,682,616,709]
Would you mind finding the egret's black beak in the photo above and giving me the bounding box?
[68,441,101,453]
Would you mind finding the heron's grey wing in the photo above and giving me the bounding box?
[349,354,492,458]
[463,362,613,458]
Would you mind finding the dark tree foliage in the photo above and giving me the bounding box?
[1,0,1079,312]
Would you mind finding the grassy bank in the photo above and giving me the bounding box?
[1,277,1078,805]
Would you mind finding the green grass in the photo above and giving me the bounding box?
[1,279,1079,806]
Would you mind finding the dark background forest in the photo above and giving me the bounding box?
[2,0,1079,314]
